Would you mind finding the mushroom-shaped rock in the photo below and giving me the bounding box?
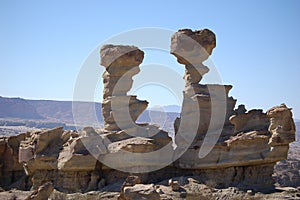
[171,28,216,65]
[100,45,144,68]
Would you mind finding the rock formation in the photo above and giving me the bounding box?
[25,182,54,200]
[99,44,172,172]
[100,45,147,131]
[0,28,296,197]
[171,28,296,192]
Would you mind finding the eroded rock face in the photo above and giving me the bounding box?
[171,29,216,86]
[118,175,141,200]
[171,28,216,65]
[229,109,269,133]
[267,103,296,146]
[0,132,28,189]
[17,127,103,192]
[123,184,160,200]
[100,45,144,68]
[99,44,172,172]
[102,96,148,131]
[118,176,160,200]
[100,45,148,131]
[170,28,295,192]
[25,182,54,200]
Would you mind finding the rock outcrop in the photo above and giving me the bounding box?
[171,28,295,191]
[0,28,296,196]
[25,182,54,200]
[0,132,28,189]
[18,127,102,192]
[99,44,172,172]
[267,103,296,146]
[100,45,147,131]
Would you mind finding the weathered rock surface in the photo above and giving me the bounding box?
[0,132,28,189]
[99,44,172,172]
[17,127,104,192]
[170,28,295,192]
[230,109,269,133]
[100,45,148,131]
[122,184,160,200]
[118,176,160,200]
[102,96,148,131]
[171,29,216,86]
[267,103,296,146]
[171,28,216,65]
[118,175,141,200]
[25,182,54,200]
[100,45,144,68]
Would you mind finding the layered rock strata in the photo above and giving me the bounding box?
[100,45,148,131]
[99,44,172,172]
[171,29,295,191]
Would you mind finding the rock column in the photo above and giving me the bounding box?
[100,45,148,131]
[171,29,236,142]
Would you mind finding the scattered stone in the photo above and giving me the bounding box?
[172,181,180,191]
[168,179,180,191]
[25,182,54,200]
[118,176,141,200]
[247,189,254,195]
[123,184,160,200]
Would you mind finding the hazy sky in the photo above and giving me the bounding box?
[1,1,300,119]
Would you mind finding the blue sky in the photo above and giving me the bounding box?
[1,1,300,119]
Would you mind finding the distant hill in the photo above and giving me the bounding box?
[27,100,103,124]
[0,96,42,119]
[0,96,180,132]
[149,105,181,113]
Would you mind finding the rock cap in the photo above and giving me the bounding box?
[100,45,144,68]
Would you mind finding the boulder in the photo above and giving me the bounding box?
[171,28,216,65]
[25,182,54,200]
[123,184,160,200]
[100,45,144,68]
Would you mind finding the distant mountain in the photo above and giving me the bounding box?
[0,96,180,132]
[0,96,42,119]
[149,105,181,113]
[27,100,103,124]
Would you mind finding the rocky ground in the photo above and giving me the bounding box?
[0,120,298,200]
[1,177,300,200]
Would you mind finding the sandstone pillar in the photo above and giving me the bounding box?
[100,45,148,131]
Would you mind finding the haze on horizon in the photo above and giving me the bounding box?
[0,1,300,119]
